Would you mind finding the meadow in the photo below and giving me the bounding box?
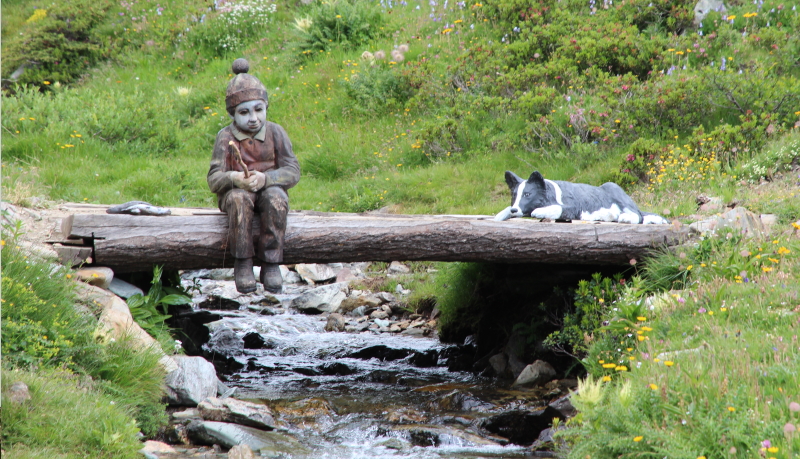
[2,0,800,457]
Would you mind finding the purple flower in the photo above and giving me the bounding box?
[762,440,772,448]
[698,307,707,313]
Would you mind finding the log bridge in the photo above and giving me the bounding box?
[57,206,690,273]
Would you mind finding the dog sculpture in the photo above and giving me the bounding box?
[494,171,668,224]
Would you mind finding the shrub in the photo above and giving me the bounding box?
[342,63,414,115]
[2,0,114,88]
[541,273,629,359]
[618,138,665,185]
[294,0,385,55]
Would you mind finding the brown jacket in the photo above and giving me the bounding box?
[208,121,301,210]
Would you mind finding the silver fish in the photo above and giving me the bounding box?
[106,201,172,216]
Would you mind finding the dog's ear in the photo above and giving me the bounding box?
[504,171,523,189]
[528,171,546,188]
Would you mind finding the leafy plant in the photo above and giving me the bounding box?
[294,0,385,56]
[185,0,278,57]
[541,273,629,358]
[126,265,191,349]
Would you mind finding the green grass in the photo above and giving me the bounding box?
[1,368,142,459]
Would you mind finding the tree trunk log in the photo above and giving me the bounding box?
[62,211,690,272]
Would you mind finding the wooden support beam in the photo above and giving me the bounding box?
[62,211,690,273]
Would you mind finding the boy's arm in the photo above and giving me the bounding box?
[265,123,301,189]
[208,129,235,195]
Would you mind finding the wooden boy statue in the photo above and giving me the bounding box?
[208,59,300,293]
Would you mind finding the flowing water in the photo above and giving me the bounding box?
[173,269,568,459]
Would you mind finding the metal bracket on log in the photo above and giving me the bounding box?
[60,211,691,273]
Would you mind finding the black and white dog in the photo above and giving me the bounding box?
[494,171,668,224]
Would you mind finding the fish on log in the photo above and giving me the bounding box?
[60,210,690,273]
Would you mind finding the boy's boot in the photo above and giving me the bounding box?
[234,258,257,293]
[260,263,283,294]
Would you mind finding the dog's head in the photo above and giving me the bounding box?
[505,170,549,218]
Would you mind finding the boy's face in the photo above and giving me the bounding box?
[231,99,267,133]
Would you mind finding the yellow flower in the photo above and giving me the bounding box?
[637,316,647,321]
[728,406,735,412]
[615,365,628,371]
[777,246,790,255]
[768,447,779,453]
[43,81,51,85]
[686,265,693,271]
[649,384,658,390]
[602,363,617,369]
[637,335,646,341]
[633,436,643,442]
[602,375,612,381]
[664,361,674,367]
[762,266,773,273]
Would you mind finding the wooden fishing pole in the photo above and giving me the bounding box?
[228,141,250,178]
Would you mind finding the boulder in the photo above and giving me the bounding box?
[198,397,276,430]
[548,393,576,418]
[295,263,337,284]
[75,267,114,289]
[689,207,765,238]
[279,265,302,284]
[197,294,242,311]
[339,292,382,313]
[489,353,509,378]
[290,283,348,314]
[375,292,397,304]
[242,332,267,349]
[108,277,144,299]
[139,441,176,455]
[206,328,244,356]
[7,381,31,405]
[186,421,307,455]
[694,0,726,26]
[388,261,411,275]
[512,360,557,387]
[165,356,219,406]
[480,407,564,445]
[324,313,346,332]
[76,283,177,373]
[228,444,255,459]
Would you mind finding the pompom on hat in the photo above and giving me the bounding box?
[225,58,268,114]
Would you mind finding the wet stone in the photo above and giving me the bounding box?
[242,332,267,349]
[513,360,557,388]
[348,345,413,361]
[295,263,337,284]
[206,328,244,356]
[197,397,276,430]
[197,295,242,311]
[319,362,357,376]
[324,313,346,332]
[480,406,564,446]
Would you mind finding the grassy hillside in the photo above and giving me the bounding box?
[3,0,800,457]
[3,0,797,218]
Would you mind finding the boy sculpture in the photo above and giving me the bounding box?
[208,58,300,294]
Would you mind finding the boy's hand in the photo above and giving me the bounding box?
[251,171,267,192]
[231,171,266,192]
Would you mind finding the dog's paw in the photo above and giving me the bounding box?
[494,206,513,221]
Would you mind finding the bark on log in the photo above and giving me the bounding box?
[62,211,690,272]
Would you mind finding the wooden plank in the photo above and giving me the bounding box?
[64,212,690,272]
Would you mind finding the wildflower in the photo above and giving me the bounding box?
[698,307,707,314]
[398,44,410,53]
[762,440,772,448]
[633,436,643,442]
[762,266,773,273]
[43,81,51,85]
[790,402,800,412]
[615,365,628,371]
[768,447,779,453]
[602,363,617,369]
[728,406,735,412]
[777,246,790,255]
[664,361,674,367]
[686,265,693,271]
[374,50,386,60]
[649,384,658,390]
[637,316,647,321]
[293,16,313,32]
[785,423,797,434]
[602,375,611,381]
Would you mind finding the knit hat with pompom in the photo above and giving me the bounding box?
[225,58,268,115]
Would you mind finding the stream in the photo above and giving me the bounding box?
[164,263,574,458]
